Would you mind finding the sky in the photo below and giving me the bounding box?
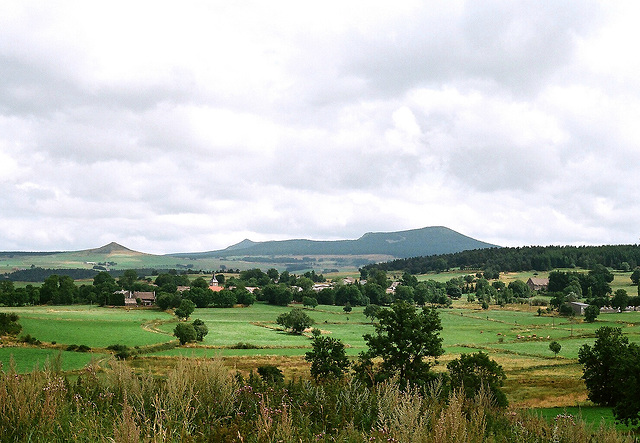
[1,1,640,254]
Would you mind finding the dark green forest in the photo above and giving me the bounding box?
[364,244,640,274]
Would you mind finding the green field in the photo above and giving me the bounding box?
[0,347,107,373]
[3,298,640,415]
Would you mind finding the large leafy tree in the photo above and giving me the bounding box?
[175,299,196,320]
[359,301,443,388]
[578,327,629,406]
[305,335,350,382]
[447,352,508,407]
[579,326,640,426]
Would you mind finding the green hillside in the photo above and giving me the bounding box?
[171,226,498,259]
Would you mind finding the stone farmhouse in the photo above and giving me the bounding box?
[526,277,549,292]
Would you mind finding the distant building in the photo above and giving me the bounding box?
[134,291,156,306]
[569,301,589,315]
[527,277,549,292]
[209,274,224,292]
[119,290,156,306]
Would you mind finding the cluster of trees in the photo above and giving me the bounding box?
[300,300,507,406]
[365,244,640,274]
[547,266,640,316]
[579,327,640,425]
[173,318,209,345]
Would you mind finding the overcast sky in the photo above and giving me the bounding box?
[1,1,639,254]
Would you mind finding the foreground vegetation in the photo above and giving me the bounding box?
[1,357,636,442]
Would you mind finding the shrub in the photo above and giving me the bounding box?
[256,365,284,384]
[19,334,40,345]
[107,344,133,360]
[0,313,21,336]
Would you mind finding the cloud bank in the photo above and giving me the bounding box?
[1,1,639,253]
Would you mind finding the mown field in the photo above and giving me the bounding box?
[2,299,640,412]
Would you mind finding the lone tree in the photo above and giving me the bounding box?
[447,351,508,407]
[276,308,314,334]
[549,341,562,358]
[357,301,443,388]
[175,299,196,320]
[305,335,350,382]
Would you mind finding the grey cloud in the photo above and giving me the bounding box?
[339,1,603,98]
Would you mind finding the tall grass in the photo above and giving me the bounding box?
[0,356,636,442]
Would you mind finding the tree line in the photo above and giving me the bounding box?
[364,244,640,274]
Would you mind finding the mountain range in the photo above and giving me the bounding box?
[168,226,498,260]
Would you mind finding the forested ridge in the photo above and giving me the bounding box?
[364,244,640,274]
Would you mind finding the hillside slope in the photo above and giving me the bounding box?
[172,226,498,259]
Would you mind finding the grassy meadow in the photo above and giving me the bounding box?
[3,295,640,411]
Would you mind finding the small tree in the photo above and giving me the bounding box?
[583,304,600,323]
[276,308,314,334]
[358,301,443,388]
[305,336,350,382]
[303,296,318,309]
[549,341,561,358]
[174,322,197,345]
[343,302,352,314]
[192,319,209,341]
[447,351,508,407]
[175,299,196,320]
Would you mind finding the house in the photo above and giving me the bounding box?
[120,290,156,306]
[569,301,589,315]
[116,290,137,306]
[386,281,400,294]
[134,291,156,306]
[312,283,332,292]
[209,274,224,292]
[342,277,356,285]
[526,277,549,292]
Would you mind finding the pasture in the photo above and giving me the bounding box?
[2,300,640,412]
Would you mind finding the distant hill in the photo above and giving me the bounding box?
[81,242,143,255]
[171,226,499,260]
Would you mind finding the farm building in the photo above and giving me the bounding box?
[119,290,156,306]
[526,277,549,291]
[569,301,589,315]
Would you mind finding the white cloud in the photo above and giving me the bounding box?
[0,1,638,253]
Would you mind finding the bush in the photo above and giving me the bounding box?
[0,313,22,336]
[107,344,133,360]
[257,365,284,384]
[19,334,40,345]
[230,342,259,349]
